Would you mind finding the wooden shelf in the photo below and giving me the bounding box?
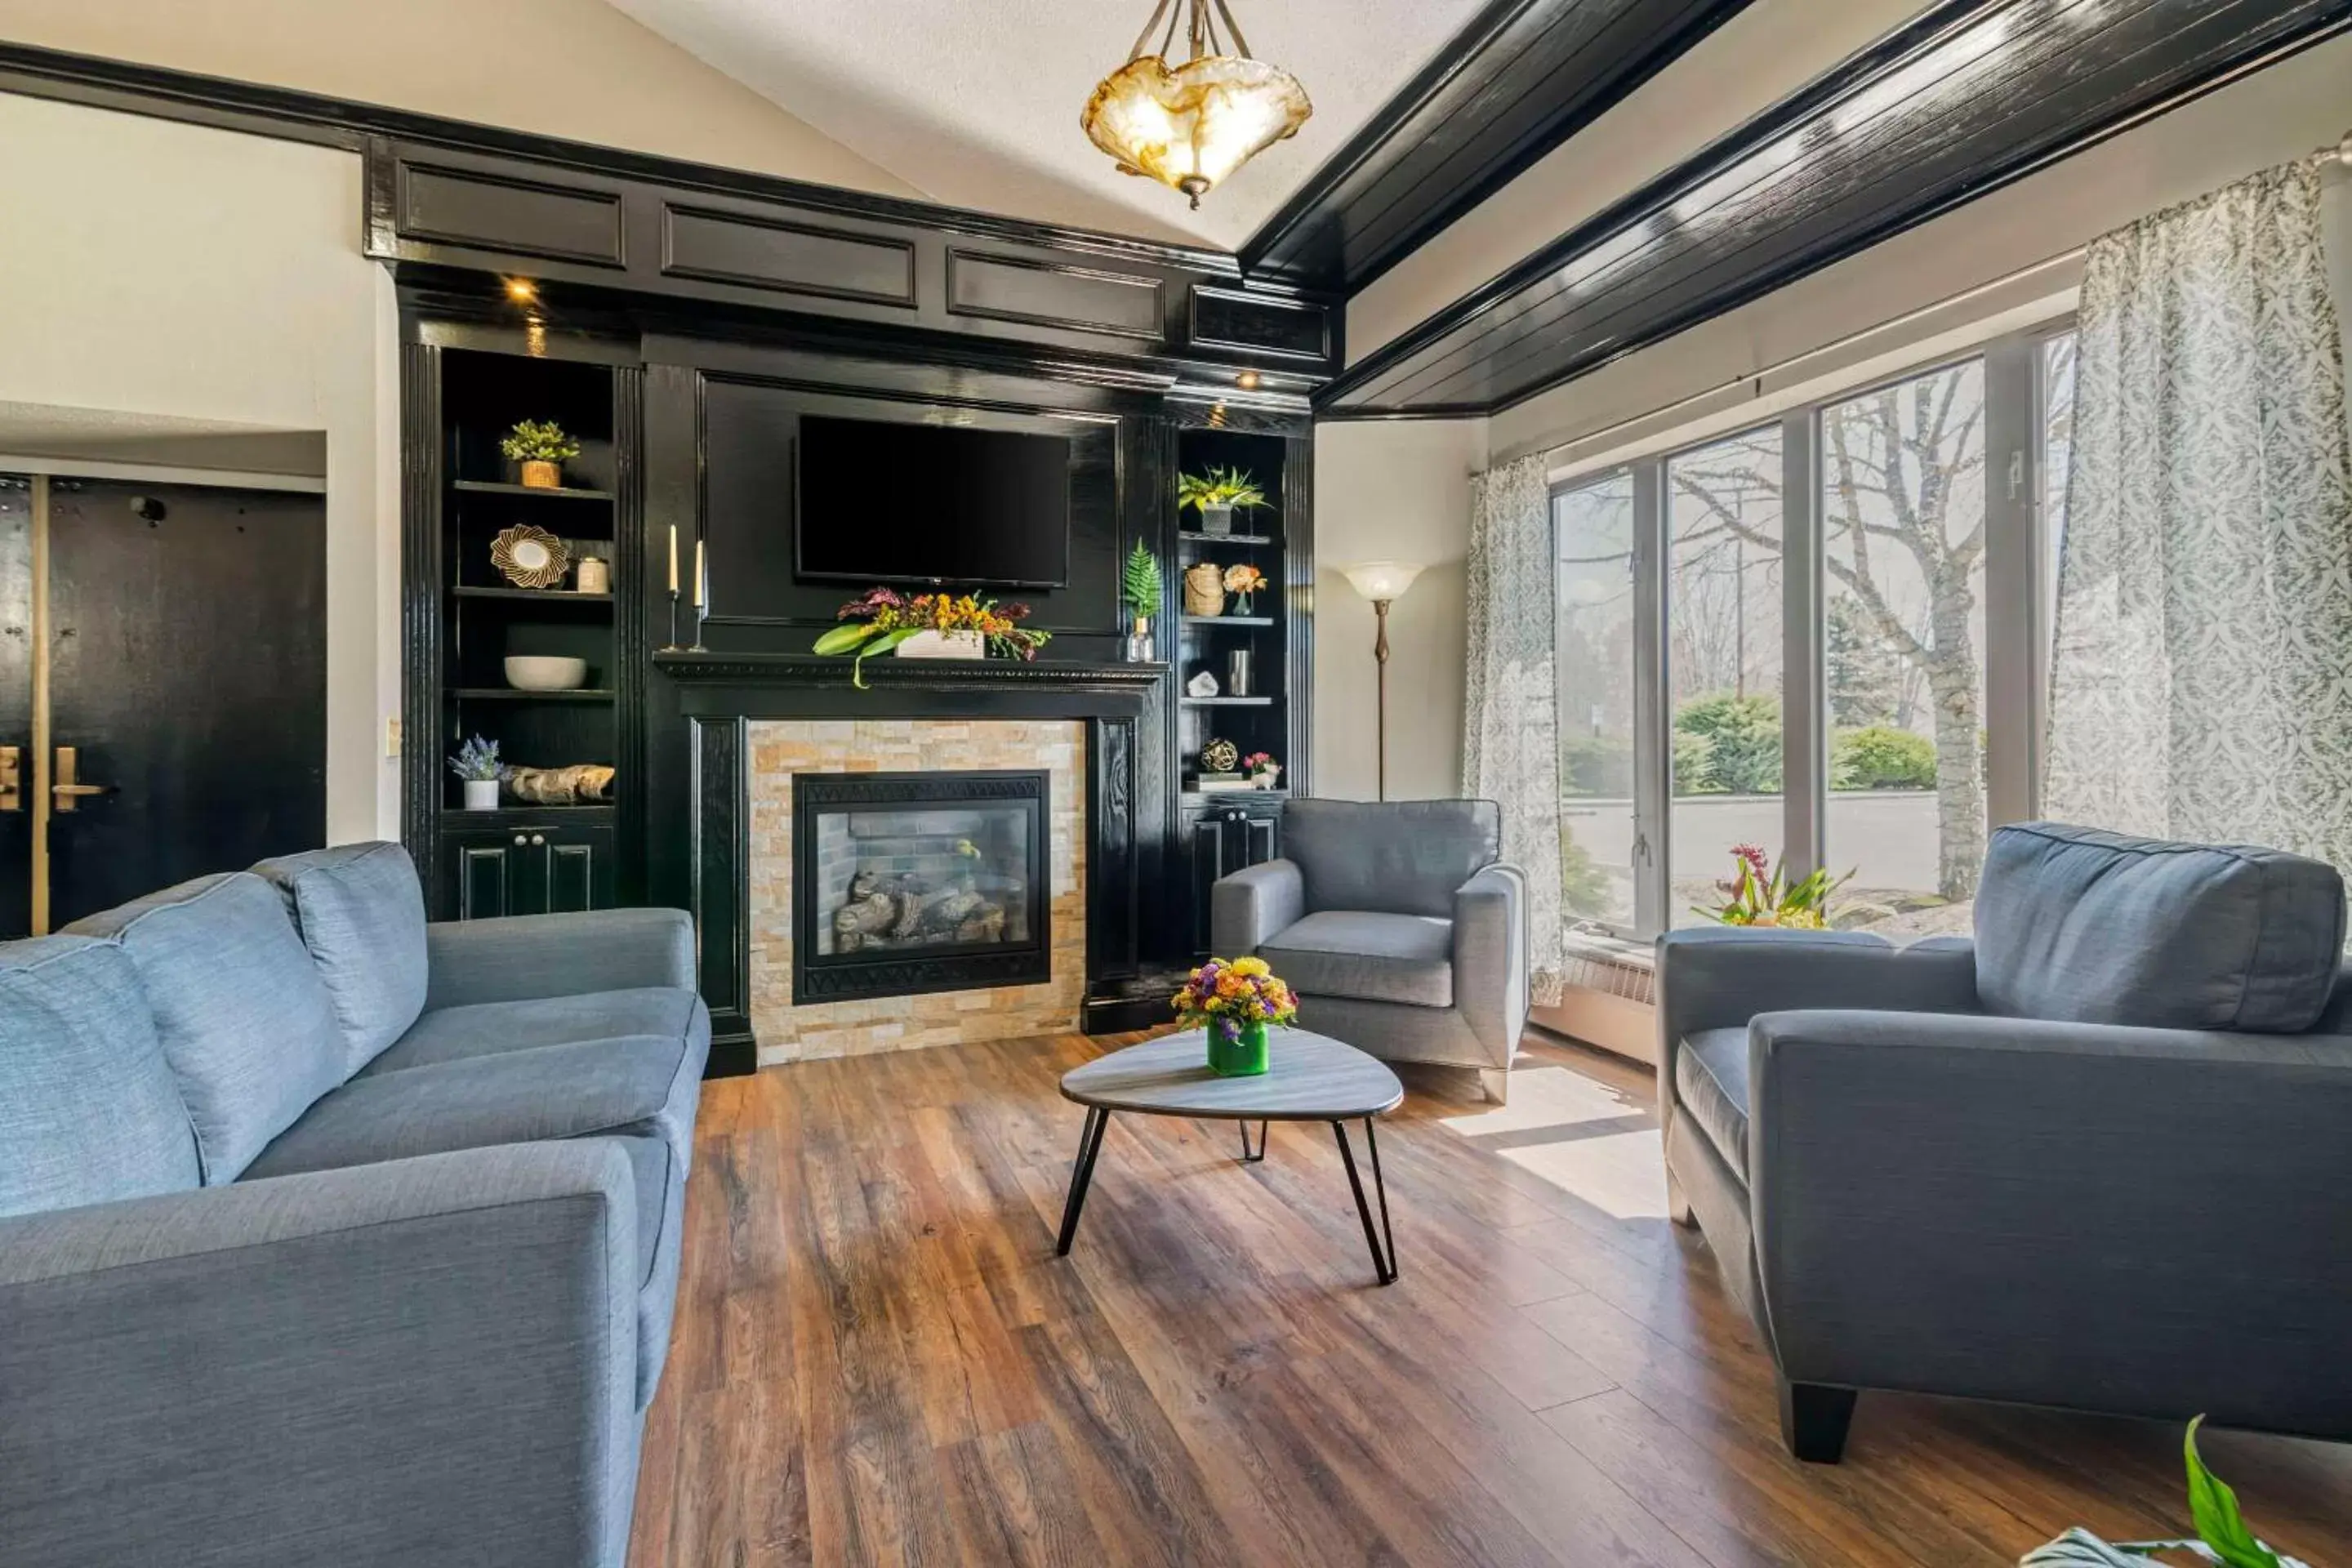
[1182,614,1273,628]
[1178,529,1276,546]
[442,804,617,822]
[452,585,613,604]
[451,479,615,501]
[1181,695,1275,706]
[452,687,617,702]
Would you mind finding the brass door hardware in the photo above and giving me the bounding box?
[0,746,19,813]
[51,746,109,812]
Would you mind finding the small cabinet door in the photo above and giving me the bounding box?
[442,822,615,920]
[1186,801,1283,955]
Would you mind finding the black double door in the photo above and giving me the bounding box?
[0,474,327,936]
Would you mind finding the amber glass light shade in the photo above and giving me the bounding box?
[1083,52,1311,208]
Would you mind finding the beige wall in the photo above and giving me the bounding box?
[1312,420,1486,803]
[0,0,914,199]
[0,91,397,842]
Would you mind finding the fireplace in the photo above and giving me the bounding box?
[791,768,1052,1005]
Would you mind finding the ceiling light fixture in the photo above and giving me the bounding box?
[1082,0,1312,210]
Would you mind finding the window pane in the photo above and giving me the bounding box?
[1667,427,1784,926]
[1553,475,1637,931]
[1821,359,1987,935]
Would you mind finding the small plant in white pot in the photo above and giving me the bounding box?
[500,419,581,489]
[448,735,505,811]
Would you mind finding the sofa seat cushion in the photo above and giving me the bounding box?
[1281,798,1500,919]
[253,841,429,1074]
[1260,911,1454,1008]
[67,872,345,1185]
[363,988,702,1078]
[1674,1027,1751,1185]
[0,936,202,1218]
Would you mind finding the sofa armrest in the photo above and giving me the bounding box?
[426,905,695,1009]
[1746,1009,2352,1433]
[0,1143,640,1567]
[1211,858,1305,956]
[1454,863,1529,1069]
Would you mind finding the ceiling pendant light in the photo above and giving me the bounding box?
[1082,0,1312,210]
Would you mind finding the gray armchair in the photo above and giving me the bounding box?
[1214,798,1529,1102]
[1660,822,2352,1464]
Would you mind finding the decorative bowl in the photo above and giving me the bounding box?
[504,655,589,691]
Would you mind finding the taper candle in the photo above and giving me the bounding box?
[694,540,707,609]
[666,524,679,594]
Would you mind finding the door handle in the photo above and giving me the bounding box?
[0,746,18,812]
[51,746,112,812]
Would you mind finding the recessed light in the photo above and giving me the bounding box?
[1236,370,1262,390]
[505,278,539,303]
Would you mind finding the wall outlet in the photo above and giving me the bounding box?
[385,716,402,758]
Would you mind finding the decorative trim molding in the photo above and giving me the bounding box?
[654,652,1167,693]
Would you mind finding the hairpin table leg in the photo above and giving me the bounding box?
[1239,1119,1269,1163]
[1332,1117,1398,1285]
[1055,1107,1109,1257]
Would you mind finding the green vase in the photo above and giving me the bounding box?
[1206,1018,1270,1076]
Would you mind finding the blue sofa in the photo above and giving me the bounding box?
[0,841,707,1566]
[1659,822,2352,1463]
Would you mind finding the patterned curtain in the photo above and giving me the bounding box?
[1463,453,1564,1004]
[2046,159,2352,872]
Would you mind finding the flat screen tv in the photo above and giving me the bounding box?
[795,415,1071,590]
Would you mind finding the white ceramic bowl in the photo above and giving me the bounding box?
[504,655,589,692]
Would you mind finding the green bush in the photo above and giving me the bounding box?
[1671,728,1721,794]
[1831,724,1938,790]
[1560,829,1615,920]
[1673,693,1780,795]
[1559,732,1633,797]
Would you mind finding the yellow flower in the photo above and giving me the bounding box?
[1229,957,1271,978]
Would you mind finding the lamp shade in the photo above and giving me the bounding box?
[1340,561,1424,602]
[1083,54,1311,208]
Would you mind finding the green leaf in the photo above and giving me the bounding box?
[847,626,920,689]
[2185,1419,2284,1568]
[812,622,879,656]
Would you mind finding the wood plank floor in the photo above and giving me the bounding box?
[630,1032,2352,1566]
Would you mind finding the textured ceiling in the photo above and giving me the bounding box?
[602,0,1490,248]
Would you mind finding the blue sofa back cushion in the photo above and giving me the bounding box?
[1284,798,1502,920]
[1975,822,2347,1033]
[67,872,347,1183]
[254,841,429,1073]
[0,935,201,1218]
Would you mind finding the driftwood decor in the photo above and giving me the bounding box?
[504,764,615,804]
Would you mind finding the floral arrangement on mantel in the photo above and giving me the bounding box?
[1174,955,1298,1076]
[1698,843,1851,928]
[2023,1418,2308,1566]
[812,587,1051,688]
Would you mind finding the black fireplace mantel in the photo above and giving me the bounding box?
[644,652,1175,1072]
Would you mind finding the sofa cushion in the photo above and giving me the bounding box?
[1673,1028,1750,1186]
[67,873,345,1184]
[363,987,702,1078]
[1260,911,1454,1008]
[1975,822,2346,1032]
[0,937,201,1218]
[252,841,429,1074]
[1282,799,1500,920]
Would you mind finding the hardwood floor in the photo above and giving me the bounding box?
[630,1032,2352,1566]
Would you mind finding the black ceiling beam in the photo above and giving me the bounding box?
[1237,0,1757,292]
[1318,0,2352,420]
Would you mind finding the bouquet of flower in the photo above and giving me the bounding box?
[1222,564,1267,595]
[1698,843,1851,929]
[813,586,1052,688]
[1174,956,1297,1041]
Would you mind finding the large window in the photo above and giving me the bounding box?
[1667,429,1784,926]
[1547,323,2072,939]
[1554,474,1639,930]
[1821,359,1986,935]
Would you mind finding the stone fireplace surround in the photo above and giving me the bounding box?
[648,653,1166,1075]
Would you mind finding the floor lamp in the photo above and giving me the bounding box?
[1340,562,1424,800]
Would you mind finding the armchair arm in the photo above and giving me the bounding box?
[1454,862,1529,1070]
[427,905,694,1009]
[0,1142,640,1567]
[1747,1009,2352,1435]
[1212,858,1305,955]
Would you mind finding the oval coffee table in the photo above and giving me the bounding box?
[1055,1028,1405,1285]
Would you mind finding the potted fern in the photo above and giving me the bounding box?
[500,419,581,489]
[1178,466,1269,536]
[1123,541,1162,662]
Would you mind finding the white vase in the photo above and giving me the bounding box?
[461,778,500,811]
[893,629,986,660]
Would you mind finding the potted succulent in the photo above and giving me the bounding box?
[448,734,504,811]
[1174,956,1298,1076]
[500,419,581,489]
[1122,540,1162,662]
[1178,466,1270,536]
[1244,751,1281,790]
[813,586,1051,689]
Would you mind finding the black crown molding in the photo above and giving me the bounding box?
[652,651,1168,695]
[1318,0,2352,420]
[1236,0,1757,293]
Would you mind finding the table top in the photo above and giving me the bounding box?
[1060,1029,1404,1122]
